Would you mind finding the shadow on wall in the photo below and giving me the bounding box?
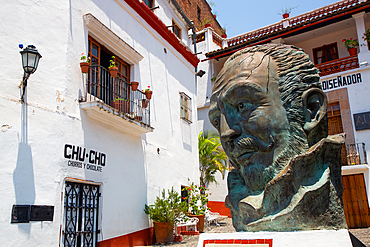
[13,103,35,234]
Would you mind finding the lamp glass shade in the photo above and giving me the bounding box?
[20,45,42,74]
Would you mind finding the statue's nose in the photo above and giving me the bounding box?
[220,114,241,142]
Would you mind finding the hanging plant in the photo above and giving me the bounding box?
[144,86,153,100]
[80,53,90,74]
[131,81,139,91]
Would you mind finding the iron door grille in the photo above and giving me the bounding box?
[63,182,100,247]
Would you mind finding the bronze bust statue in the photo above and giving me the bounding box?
[209,44,347,231]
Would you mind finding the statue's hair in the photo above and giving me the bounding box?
[213,44,326,139]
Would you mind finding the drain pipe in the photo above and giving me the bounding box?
[169,0,199,91]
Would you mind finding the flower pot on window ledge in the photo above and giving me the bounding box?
[283,13,289,19]
[80,62,89,73]
[111,100,129,113]
[221,34,227,38]
[348,48,357,56]
[145,90,153,100]
[134,116,142,121]
[131,81,139,91]
[205,23,211,28]
[109,66,118,78]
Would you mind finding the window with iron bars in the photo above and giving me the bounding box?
[180,92,192,123]
[63,181,100,247]
[88,36,131,112]
[86,36,150,125]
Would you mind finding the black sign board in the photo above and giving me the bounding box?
[354,111,370,131]
[11,205,30,223]
[30,205,54,221]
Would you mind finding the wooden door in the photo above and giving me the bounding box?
[342,174,370,228]
[327,102,347,165]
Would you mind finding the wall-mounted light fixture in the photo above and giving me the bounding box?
[196,70,206,77]
[19,45,42,103]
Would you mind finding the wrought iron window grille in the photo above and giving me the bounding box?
[63,182,100,247]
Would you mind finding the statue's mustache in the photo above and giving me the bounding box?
[233,135,274,155]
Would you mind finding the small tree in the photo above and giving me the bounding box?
[198,131,228,188]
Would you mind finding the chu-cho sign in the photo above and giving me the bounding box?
[64,144,106,172]
[321,72,362,91]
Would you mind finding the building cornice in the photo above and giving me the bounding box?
[121,0,199,67]
[205,0,370,60]
[84,13,144,65]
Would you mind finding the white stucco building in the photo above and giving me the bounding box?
[0,0,201,246]
[197,0,370,227]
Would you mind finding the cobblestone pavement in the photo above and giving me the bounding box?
[350,227,370,247]
[147,217,370,247]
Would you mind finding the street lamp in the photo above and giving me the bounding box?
[19,45,42,102]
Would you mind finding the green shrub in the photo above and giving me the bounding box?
[144,187,188,224]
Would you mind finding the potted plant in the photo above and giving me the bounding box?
[112,98,129,113]
[221,27,227,39]
[144,86,153,100]
[182,180,210,233]
[363,29,370,49]
[342,38,359,56]
[80,53,90,73]
[108,55,118,78]
[144,188,188,244]
[131,81,139,91]
[201,17,212,28]
[277,6,298,19]
[134,114,142,121]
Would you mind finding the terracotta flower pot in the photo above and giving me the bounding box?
[80,62,89,74]
[145,90,153,100]
[109,66,118,78]
[221,34,227,38]
[188,214,205,233]
[283,13,289,19]
[153,222,174,244]
[131,81,139,91]
[142,99,149,108]
[205,23,211,28]
[111,100,128,113]
[348,48,357,56]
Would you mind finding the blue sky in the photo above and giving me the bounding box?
[210,0,340,37]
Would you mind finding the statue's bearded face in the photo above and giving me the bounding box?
[209,53,306,192]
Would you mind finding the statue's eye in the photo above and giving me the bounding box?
[237,101,253,112]
[213,118,220,129]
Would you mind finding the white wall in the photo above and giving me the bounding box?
[0,0,199,245]
[196,29,229,202]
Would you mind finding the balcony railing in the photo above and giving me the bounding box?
[84,65,150,126]
[315,55,359,77]
[342,143,367,166]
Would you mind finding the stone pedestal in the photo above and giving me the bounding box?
[197,229,352,247]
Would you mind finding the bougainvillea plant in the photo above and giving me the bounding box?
[342,38,359,50]
[182,179,210,215]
